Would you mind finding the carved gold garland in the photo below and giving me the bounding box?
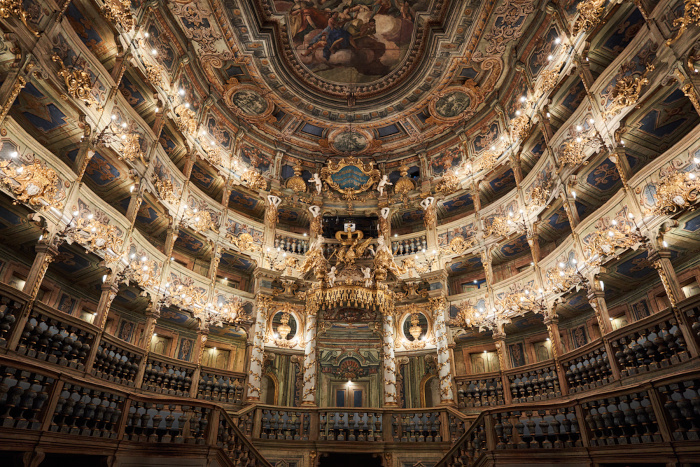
[52,55,100,108]
[0,0,39,36]
[101,0,135,32]
[572,0,607,35]
[603,64,655,118]
[441,235,477,255]
[306,284,395,316]
[228,232,261,253]
[666,0,700,45]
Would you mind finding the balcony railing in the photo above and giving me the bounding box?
[0,356,270,466]
[438,369,700,466]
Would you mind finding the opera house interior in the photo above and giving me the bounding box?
[1,0,700,465]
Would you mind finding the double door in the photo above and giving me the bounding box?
[332,382,367,407]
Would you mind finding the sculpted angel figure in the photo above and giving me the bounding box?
[310,173,322,194]
[361,267,373,288]
[373,236,405,279]
[327,266,337,287]
[298,235,327,278]
[420,196,437,230]
[265,195,282,227]
[377,174,393,196]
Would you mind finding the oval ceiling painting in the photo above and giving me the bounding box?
[332,130,368,153]
[276,0,431,84]
[231,89,268,116]
[434,90,471,119]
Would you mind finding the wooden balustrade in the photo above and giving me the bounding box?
[91,333,145,387]
[0,284,28,349]
[455,372,504,408]
[561,340,615,394]
[197,367,246,404]
[438,369,700,466]
[392,234,428,256]
[319,410,383,441]
[608,310,691,377]
[141,354,196,397]
[0,356,270,466]
[505,360,562,403]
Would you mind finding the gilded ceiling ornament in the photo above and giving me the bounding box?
[394,165,415,198]
[153,174,180,205]
[52,55,100,108]
[528,173,554,211]
[241,169,267,190]
[228,232,262,253]
[474,149,500,173]
[545,260,589,294]
[101,0,135,32]
[572,0,607,35]
[118,252,160,289]
[603,64,654,118]
[144,62,166,88]
[441,235,477,256]
[174,104,197,137]
[200,139,222,166]
[286,164,306,193]
[320,156,381,198]
[666,0,700,45]
[434,170,460,195]
[484,211,520,238]
[117,131,146,164]
[558,127,601,167]
[0,158,64,210]
[0,0,39,36]
[650,168,699,215]
[535,69,559,99]
[509,113,531,141]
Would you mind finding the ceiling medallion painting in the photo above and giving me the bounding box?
[428,80,484,123]
[321,128,378,155]
[273,0,433,86]
[224,80,276,122]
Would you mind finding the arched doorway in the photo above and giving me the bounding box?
[421,375,440,407]
[260,373,278,405]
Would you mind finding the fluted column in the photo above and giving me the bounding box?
[301,311,318,406]
[246,295,271,402]
[382,313,398,407]
[431,297,455,405]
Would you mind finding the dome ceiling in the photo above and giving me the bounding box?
[165,0,541,158]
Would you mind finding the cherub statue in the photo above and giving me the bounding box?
[377,174,393,196]
[361,267,373,288]
[310,173,322,194]
[327,266,337,287]
[420,197,437,230]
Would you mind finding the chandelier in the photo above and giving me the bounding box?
[453,301,507,331]
[545,259,589,293]
[583,214,645,264]
[496,287,548,316]
[60,212,123,257]
[651,167,699,215]
[182,206,218,234]
[0,156,64,210]
[118,252,160,289]
[197,296,246,328]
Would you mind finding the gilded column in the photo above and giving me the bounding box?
[22,242,58,300]
[94,279,119,329]
[587,287,613,335]
[301,310,318,406]
[140,302,161,349]
[189,322,209,397]
[431,297,455,405]
[246,294,271,402]
[649,249,700,357]
[382,313,398,407]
